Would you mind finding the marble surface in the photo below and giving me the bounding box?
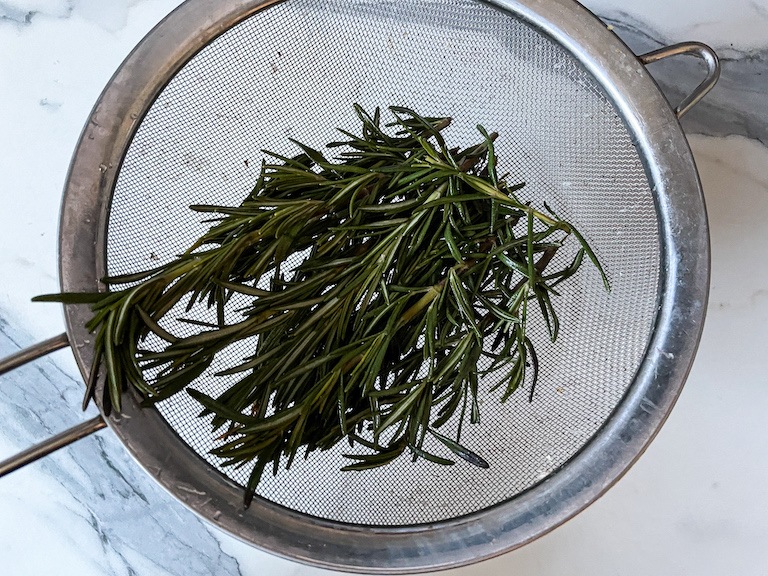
[1,0,767,574]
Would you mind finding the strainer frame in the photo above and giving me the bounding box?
[57,0,709,572]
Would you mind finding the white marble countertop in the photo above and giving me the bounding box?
[1,1,766,575]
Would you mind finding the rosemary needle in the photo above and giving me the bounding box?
[34,105,608,506]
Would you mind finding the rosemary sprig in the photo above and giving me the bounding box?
[34,105,608,506]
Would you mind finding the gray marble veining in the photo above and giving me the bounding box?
[0,314,244,576]
[0,5,34,25]
[600,11,768,145]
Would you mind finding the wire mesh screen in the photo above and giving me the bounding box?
[106,0,659,525]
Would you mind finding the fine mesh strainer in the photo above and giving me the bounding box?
[0,0,719,572]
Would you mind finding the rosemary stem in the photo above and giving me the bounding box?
[398,286,443,326]
[34,105,608,495]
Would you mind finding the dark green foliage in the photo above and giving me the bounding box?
[35,106,607,506]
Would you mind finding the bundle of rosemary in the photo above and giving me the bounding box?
[36,106,607,505]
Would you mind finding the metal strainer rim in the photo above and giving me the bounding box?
[56,0,709,572]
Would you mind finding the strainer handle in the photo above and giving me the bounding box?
[0,416,106,477]
[0,333,70,375]
[0,333,107,478]
[639,42,720,118]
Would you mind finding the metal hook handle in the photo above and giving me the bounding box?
[0,333,70,375]
[0,416,106,477]
[639,42,720,119]
[0,333,107,477]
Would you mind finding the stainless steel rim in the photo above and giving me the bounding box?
[57,0,709,572]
